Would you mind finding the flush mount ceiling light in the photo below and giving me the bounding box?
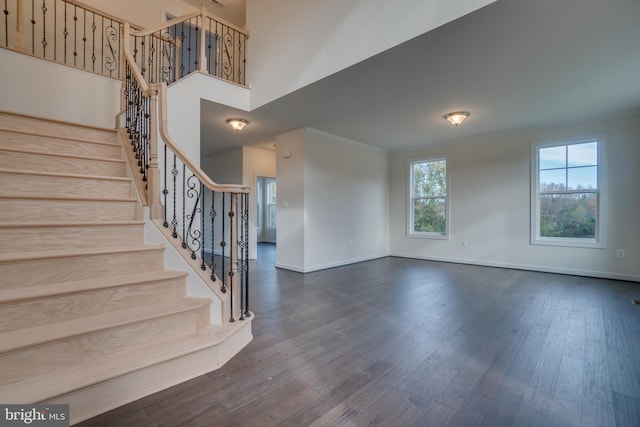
[443,111,470,126]
[226,118,249,131]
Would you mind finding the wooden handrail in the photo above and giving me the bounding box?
[157,83,250,194]
[130,10,201,37]
[121,23,250,195]
[130,6,249,39]
[62,0,143,30]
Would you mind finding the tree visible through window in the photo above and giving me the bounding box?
[410,158,448,236]
[532,137,604,247]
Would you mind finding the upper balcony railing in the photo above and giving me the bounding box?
[1,0,249,86]
[130,6,248,86]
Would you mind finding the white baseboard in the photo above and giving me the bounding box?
[389,252,640,283]
[276,254,388,273]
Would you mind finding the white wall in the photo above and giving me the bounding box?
[276,128,388,272]
[275,129,306,270]
[0,49,120,129]
[246,0,496,108]
[202,147,244,185]
[304,129,389,271]
[389,112,640,281]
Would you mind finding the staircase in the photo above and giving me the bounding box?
[0,111,251,424]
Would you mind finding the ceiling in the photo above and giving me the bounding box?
[199,0,640,158]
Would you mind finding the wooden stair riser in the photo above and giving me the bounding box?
[0,130,121,159]
[0,224,144,254]
[0,112,250,419]
[0,198,138,222]
[0,150,126,177]
[0,248,165,289]
[0,172,133,199]
[0,306,210,386]
[0,113,117,144]
[0,320,252,409]
[0,280,187,332]
[48,344,224,424]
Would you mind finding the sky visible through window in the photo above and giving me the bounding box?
[539,142,598,191]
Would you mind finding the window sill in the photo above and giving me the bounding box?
[531,237,605,249]
[408,233,450,240]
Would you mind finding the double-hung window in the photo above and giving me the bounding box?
[409,158,449,238]
[531,135,606,247]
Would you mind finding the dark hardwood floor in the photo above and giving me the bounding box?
[79,244,640,426]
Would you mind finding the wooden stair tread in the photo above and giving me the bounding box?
[0,321,248,403]
[0,297,212,354]
[0,244,164,263]
[0,146,125,163]
[0,220,145,229]
[0,270,188,304]
[0,193,136,202]
[0,168,131,181]
[0,128,120,147]
[0,111,117,144]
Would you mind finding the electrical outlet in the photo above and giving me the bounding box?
[616,249,625,258]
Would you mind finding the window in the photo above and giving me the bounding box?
[409,158,449,238]
[531,135,606,247]
[257,176,277,230]
[265,178,277,229]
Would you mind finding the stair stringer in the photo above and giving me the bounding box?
[115,128,232,325]
[143,207,229,325]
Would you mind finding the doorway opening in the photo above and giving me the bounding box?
[256,176,276,244]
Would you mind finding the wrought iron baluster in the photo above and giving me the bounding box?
[82,9,86,69]
[220,192,226,293]
[62,1,67,62]
[140,36,145,78]
[104,19,118,76]
[143,95,149,184]
[222,29,232,79]
[163,144,169,228]
[179,22,185,77]
[239,32,245,85]
[239,193,245,321]
[41,0,47,57]
[171,153,178,239]
[90,13,95,70]
[187,18,192,73]
[210,190,217,281]
[207,18,212,73]
[182,163,186,248]
[30,0,34,54]
[3,0,8,47]
[147,32,155,82]
[184,174,201,260]
[193,18,198,71]
[72,4,77,65]
[214,22,220,78]
[200,184,206,270]
[243,192,250,317]
[228,196,235,322]
[100,15,103,74]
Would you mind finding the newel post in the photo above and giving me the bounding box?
[198,5,207,73]
[147,85,163,220]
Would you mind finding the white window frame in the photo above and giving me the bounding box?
[408,157,450,239]
[530,134,607,248]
